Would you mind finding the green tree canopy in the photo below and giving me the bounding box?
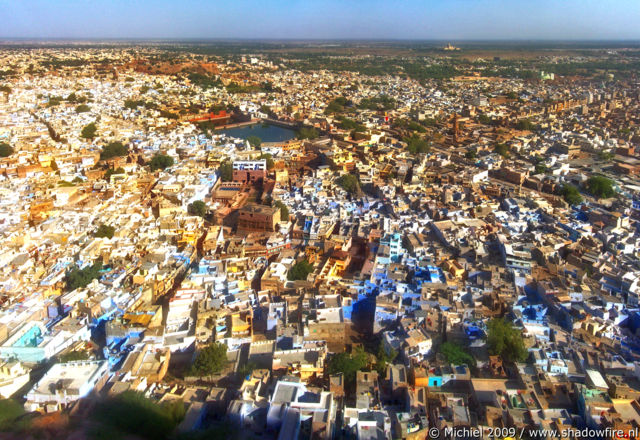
[0,399,25,430]
[516,119,538,131]
[75,104,90,113]
[586,176,616,199]
[440,342,476,366]
[336,174,360,195]
[247,135,262,149]
[65,260,103,291]
[560,184,583,205]
[405,134,430,155]
[374,341,397,375]
[105,167,125,181]
[149,154,174,172]
[189,342,228,377]
[487,317,528,363]
[92,391,185,440]
[296,127,319,140]
[324,96,349,115]
[80,122,97,140]
[274,200,289,220]
[258,153,274,170]
[0,143,14,157]
[327,346,369,388]
[100,141,128,160]
[288,259,314,281]
[95,224,115,239]
[188,200,207,218]
[494,143,510,158]
[219,161,233,182]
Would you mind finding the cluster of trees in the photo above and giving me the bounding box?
[0,143,14,157]
[187,72,223,89]
[100,141,128,160]
[324,96,350,115]
[494,143,510,158]
[338,116,366,132]
[375,342,397,375]
[440,342,476,367]
[92,391,187,440]
[66,92,88,104]
[218,161,233,182]
[586,176,616,199]
[149,154,174,171]
[188,342,228,377]
[80,122,98,140]
[516,119,539,131]
[487,317,528,362]
[357,94,395,111]
[187,200,207,218]
[247,135,262,148]
[394,118,428,133]
[336,174,360,195]
[105,167,125,181]
[257,153,274,170]
[560,184,583,206]
[95,224,115,239]
[404,134,430,155]
[65,260,103,291]
[296,127,319,140]
[327,346,369,388]
[287,259,314,281]
[274,200,289,220]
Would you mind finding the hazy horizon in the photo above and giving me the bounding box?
[2,0,640,41]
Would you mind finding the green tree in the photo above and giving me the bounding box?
[494,143,510,158]
[534,163,548,174]
[247,135,262,149]
[296,127,319,140]
[81,122,97,140]
[324,96,348,114]
[219,161,233,182]
[336,174,360,195]
[65,260,103,291]
[560,184,583,205]
[274,200,289,220]
[258,153,274,169]
[100,141,128,160]
[92,391,184,440]
[288,259,314,281]
[516,119,538,131]
[149,154,174,172]
[465,150,477,160]
[59,350,91,362]
[0,143,14,157]
[586,176,616,199]
[187,200,207,218]
[75,104,90,113]
[328,346,369,388]
[405,134,430,155]
[374,341,397,375]
[440,342,476,366]
[95,224,115,239]
[487,318,528,363]
[189,342,228,377]
[104,167,125,181]
[0,399,25,430]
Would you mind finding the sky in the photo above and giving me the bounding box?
[1,0,640,41]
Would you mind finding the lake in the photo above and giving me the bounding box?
[219,123,296,143]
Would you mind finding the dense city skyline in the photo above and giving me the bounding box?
[3,0,640,40]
